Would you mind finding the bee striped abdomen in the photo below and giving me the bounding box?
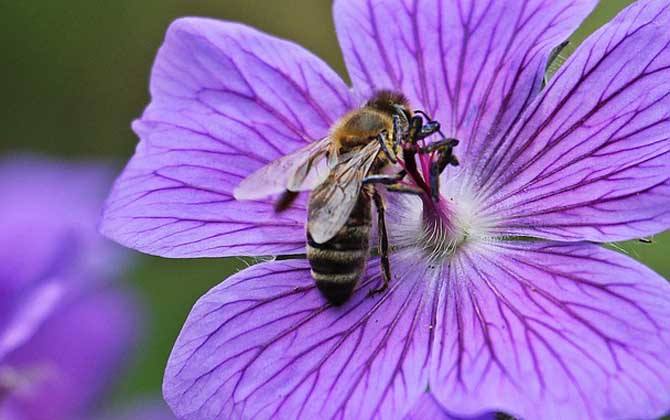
[307,192,371,305]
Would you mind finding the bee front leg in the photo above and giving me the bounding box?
[419,138,459,154]
[412,110,441,140]
[426,141,460,201]
[392,114,403,150]
[407,115,424,145]
[418,121,441,139]
[376,130,398,163]
[368,190,391,297]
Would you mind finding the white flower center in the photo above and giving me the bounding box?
[389,173,494,262]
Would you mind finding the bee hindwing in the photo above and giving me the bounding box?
[233,137,331,200]
[307,141,380,244]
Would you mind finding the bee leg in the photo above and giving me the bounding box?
[430,142,460,173]
[413,109,432,120]
[362,170,406,185]
[386,184,423,196]
[418,121,441,139]
[419,138,459,154]
[392,114,403,150]
[401,115,424,180]
[426,142,460,201]
[429,156,446,202]
[405,114,443,167]
[412,110,441,139]
[368,190,391,297]
[376,130,398,163]
[407,115,424,145]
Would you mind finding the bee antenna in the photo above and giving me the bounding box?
[413,109,432,119]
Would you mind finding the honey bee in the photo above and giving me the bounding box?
[235,91,458,305]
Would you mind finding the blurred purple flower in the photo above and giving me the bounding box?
[101,0,670,419]
[0,156,152,420]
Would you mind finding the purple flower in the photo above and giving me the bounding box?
[0,156,141,420]
[101,0,670,418]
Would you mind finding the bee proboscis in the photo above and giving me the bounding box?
[235,91,458,305]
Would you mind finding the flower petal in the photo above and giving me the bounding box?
[334,0,596,167]
[164,255,439,419]
[0,156,126,359]
[101,18,354,257]
[481,0,670,241]
[0,277,69,360]
[0,156,124,292]
[2,287,138,420]
[431,241,670,419]
[405,392,494,420]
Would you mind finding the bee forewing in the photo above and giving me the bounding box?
[308,141,380,243]
[287,155,330,191]
[233,138,330,200]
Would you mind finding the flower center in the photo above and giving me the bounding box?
[417,194,466,260]
[390,131,489,261]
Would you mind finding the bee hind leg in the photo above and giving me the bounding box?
[362,170,406,185]
[368,190,391,298]
[386,184,423,196]
[363,172,420,197]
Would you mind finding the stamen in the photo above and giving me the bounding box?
[419,194,468,261]
[394,131,468,261]
[388,110,482,260]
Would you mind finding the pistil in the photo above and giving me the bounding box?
[397,135,467,260]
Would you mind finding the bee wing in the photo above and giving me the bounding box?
[308,141,381,244]
[234,138,331,200]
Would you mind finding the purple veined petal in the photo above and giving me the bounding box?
[478,0,670,242]
[333,0,596,172]
[101,17,355,258]
[430,241,670,419]
[164,254,441,420]
[1,287,139,420]
[405,392,495,420]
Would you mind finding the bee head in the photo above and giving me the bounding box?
[366,90,411,120]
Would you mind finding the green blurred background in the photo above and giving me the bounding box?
[2,0,667,411]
